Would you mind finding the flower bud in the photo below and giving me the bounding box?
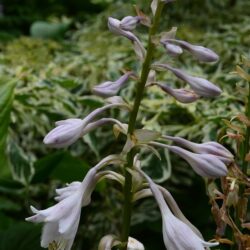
[93,72,132,98]
[108,17,136,41]
[152,63,222,97]
[44,102,128,148]
[43,118,85,148]
[128,237,145,250]
[120,16,141,31]
[153,83,200,103]
[108,17,146,61]
[165,39,219,62]
[165,136,234,164]
[163,42,183,57]
[168,145,228,178]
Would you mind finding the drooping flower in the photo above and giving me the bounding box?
[92,72,132,98]
[162,39,219,62]
[43,102,128,148]
[152,82,200,103]
[26,155,122,250]
[164,135,234,164]
[152,63,222,97]
[26,167,98,250]
[137,167,219,249]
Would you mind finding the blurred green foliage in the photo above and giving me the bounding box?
[0,0,249,249]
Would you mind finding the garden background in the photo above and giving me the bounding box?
[0,0,249,249]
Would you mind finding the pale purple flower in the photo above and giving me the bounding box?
[43,119,85,148]
[168,145,228,177]
[153,82,200,103]
[26,155,122,250]
[163,39,219,62]
[108,17,146,60]
[164,135,234,164]
[92,72,132,97]
[120,16,141,31]
[26,167,98,250]
[108,17,135,40]
[43,102,128,148]
[137,168,219,249]
[152,63,222,97]
[163,43,183,57]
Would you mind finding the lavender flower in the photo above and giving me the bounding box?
[43,102,128,148]
[168,145,228,177]
[164,135,234,164]
[120,16,141,31]
[152,63,222,97]
[163,39,219,62]
[43,119,85,148]
[137,168,219,249]
[26,167,98,250]
[163,43,183,57]
[152,82,200,103]
[92,72,132,97]
[108,17,146,60]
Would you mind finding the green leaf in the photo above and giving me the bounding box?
[9,141,34,186]
[0,223,43,250]
[0,79,16,177]
[33,151,90,183]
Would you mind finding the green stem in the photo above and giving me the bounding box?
[120,3,164,249]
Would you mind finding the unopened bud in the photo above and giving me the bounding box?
[168,146,228,178]
[93,72,132,98]
[152,63,222,97]
[165,136,234,164]
[120,16,141,31]
[163,42,183,57]
[169,39,219,62]
[128,237,145,250]
[43,118,85,148]
[154,83,200,103]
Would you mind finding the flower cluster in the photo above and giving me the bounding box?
[25,0,232,249]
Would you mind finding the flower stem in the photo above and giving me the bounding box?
[120,3,164,249]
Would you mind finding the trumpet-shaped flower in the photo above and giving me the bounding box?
[26,167,98,250]
[152,63,222,97]
[168,145,228,177]
[137,168,219,249]
[26,155,122,250]
[163,39,219,62]
[164,135,234,164]
[153,82,200,103]
[93,72,132,97]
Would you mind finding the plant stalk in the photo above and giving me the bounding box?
[120,3,164,249]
